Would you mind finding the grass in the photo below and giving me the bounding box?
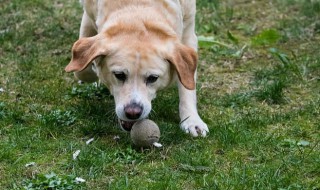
[0,0,319,189]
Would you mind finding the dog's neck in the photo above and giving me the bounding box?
[96,3,183,40]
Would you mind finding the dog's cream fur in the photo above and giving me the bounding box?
[65,0,208,137]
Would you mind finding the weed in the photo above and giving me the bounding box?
[254,79,287,104]
[69,84,110,100]
[0,102,6,119]
[252,48,304,104]
[22,172,85,190]
[38,109,76,127]
[268,48,302,79]
[251,29,281,46]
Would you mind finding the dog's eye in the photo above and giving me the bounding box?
[146,75,159,84]
[113,72,127,82]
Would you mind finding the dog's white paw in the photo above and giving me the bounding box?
[180,116,209,137]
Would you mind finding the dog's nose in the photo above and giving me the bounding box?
[124,103,143,120]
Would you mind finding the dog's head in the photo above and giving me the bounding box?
[65,22,197,131]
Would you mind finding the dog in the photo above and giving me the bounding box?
[65,0,209,137]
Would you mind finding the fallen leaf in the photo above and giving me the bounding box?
[86,138,94,145]
[75,177,86,183]
[25,162,36,167]
[297,140,310,147]
[73,150,81,160]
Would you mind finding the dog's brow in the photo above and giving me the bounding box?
[111,67,128,74]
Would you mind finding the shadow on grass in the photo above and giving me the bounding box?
[62,84,191,147]
[148,87,191,146]
[66,85,119,136]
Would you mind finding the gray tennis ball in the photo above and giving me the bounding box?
[130,119,160,147]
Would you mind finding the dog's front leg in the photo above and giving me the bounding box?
[178,2,208,137]
[178,81,208,137]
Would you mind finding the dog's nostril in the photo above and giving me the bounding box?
[124,103,143,120]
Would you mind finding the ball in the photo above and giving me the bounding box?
[130,119,161,148]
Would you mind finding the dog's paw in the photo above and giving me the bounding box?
[180,116,209,137]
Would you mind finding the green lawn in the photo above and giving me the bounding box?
[0,0,319,189]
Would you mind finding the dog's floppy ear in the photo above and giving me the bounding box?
[65,35,108,72]
[167,44,197,90]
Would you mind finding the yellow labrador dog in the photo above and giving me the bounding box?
[65,0,208,137]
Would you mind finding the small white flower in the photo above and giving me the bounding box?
[73,150,81,160]
[25,162,36,167]
[86,138,94,145]
[153,142,163,148]
[113,135,120,141]
[75,177,86,183]
[0,88,4,93]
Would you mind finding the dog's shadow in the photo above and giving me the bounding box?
[148,87,188,145]
[67,84,119,135]
[68,84,188,146]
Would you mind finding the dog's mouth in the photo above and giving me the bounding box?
[119,119,136,131]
